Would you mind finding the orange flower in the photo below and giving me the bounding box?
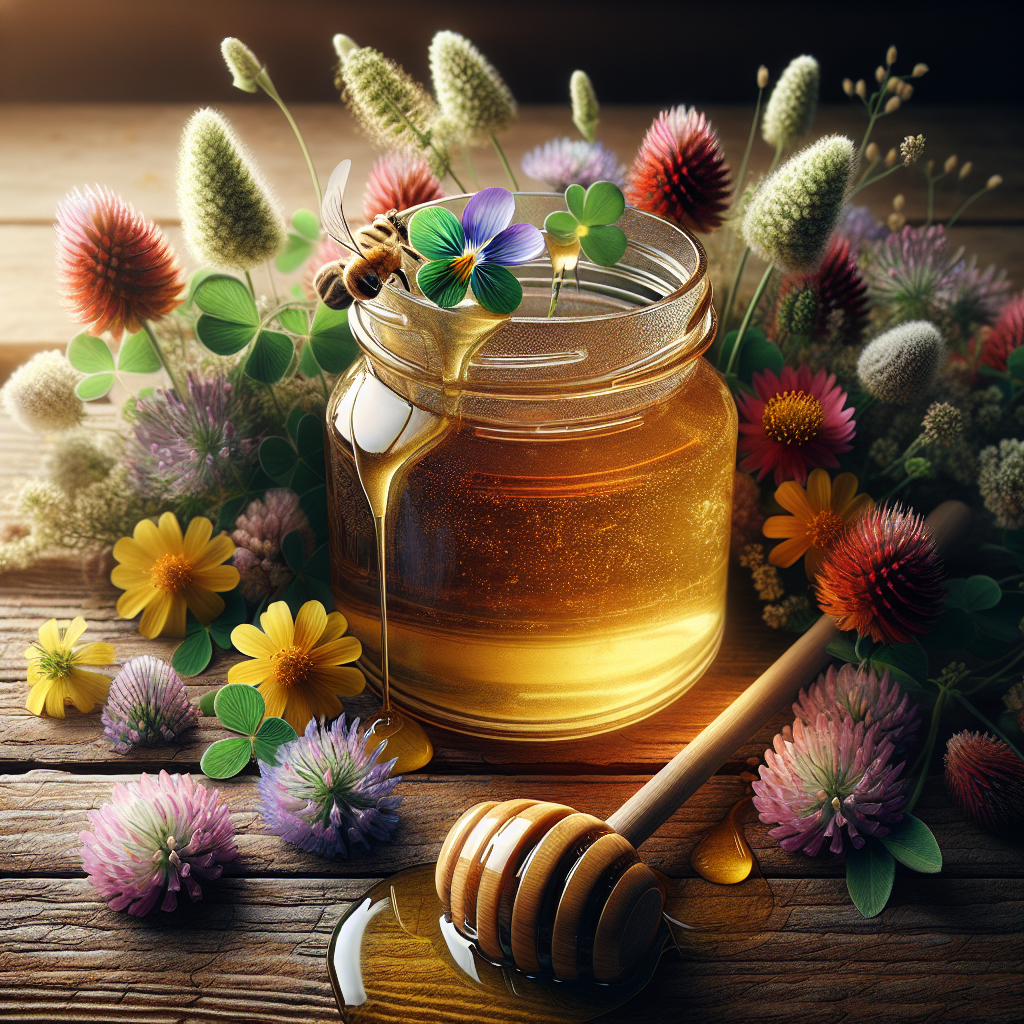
[111,512,239,639]
[763,469,873,579]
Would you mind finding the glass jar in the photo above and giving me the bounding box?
[324,195,736,741]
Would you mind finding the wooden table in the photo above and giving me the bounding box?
[1,103,1022,1024]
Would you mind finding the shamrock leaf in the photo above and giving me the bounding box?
[543,181,628,267]
[199,682,298,779]
[171,588,247,677]
[307,303,359,374]
[67,333,115,400]
[282,536,333,613]
[276,209,321,273]
[258,413,325,491]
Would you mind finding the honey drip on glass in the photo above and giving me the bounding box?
[689,796,755,885]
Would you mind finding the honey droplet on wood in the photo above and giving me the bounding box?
[363,709,434,774]
[689,796,754,885]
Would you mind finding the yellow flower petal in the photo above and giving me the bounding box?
[304,685,345,721]
[62,616,88,650]
[309,636,362,667]
[140,590,183,639]
[768,535,812,568]
[846,493,874,520]
[112,536,155,572]
[25,680,48,716]
[192,563,240,593]
[184,584,225,625]
[260,602,295,649]
[281,689,314,734]
[37,618,60,651]
[774,480,813,519]
[157,511,184,553]
[804,544,828,581]
[259,679,289,721]
[133,517,167,556]
[320,611,349,644]
[231,623,279,659]
[763,515,804,539]
[67,668,111,712]
[74,641,114,666]
[228,658,273,685]
[183,516,214,562]
[117,583,156,620]
[111,564,150,591]
[192,533,235,573]
[830,473,860,515]
[805,469,831,513]
[309,664,366,696]
[44,678,68,718]
[293,601,327,652]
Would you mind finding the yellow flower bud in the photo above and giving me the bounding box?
[912,63,929,77]
[887,211,906,231]
[855,79,867,99]
[987,174,1003,190]
[758,65,769,89]
[944,155,958,174]
[885,95,901,113]
[886,77,900,93]
[842,77,854,96]
[892,193,905,211]
[875,65,887,83]
[959,161,973,180]
[884,147,898,168]
[886,45,898,66]
[900,82,914,100]
[865,142,880,161]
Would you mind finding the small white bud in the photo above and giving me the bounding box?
[886,77,900,93]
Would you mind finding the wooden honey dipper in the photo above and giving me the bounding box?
[434,501,971,984]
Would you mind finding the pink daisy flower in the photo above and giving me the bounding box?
[737,365,856,486]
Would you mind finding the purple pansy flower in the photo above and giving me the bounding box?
[409,187,544,314]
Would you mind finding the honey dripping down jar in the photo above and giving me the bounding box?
[325,194,735,741]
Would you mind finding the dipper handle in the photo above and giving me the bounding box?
[606,499,972,849]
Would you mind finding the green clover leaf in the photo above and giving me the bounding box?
[199,682,298,779]
[543,181,628,267]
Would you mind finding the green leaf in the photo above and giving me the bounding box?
[281,530,307,574]
[245,330,293,383]
[277,307,310,336]
[946,575,1002,612]
[579,224,628,266]
[854,633,875,662]
[409,207,465,261]
[116,329,161,373]
[253,717,298,765]
[172,626,213,678]
[210,588,246,649]
[292,208,321,241]
[286,406,306,441]
[470,261,522,315]
[298,341,322,377]
[879,814,942,874]
[199,688,220,717]
[67,333,114,374]
[185,268,219,307]
[919,607,977,651]
[581,180,626,226]
[1007,345,1024,381]
[564,183,586,220]
[417,258,470,309]
[259,435,298,483]
[871,640,929,686]
[276,232,314,273]
[75,373,115,401]
[196,315,256,356]
[972,610,1023,643]
[716,328,783,385]
[543,210,579,242]
[296,413,325,459]
[194,275,259,326]
[214,682,265,735]
[300,484,329,541]
[200,736,253,779]
[845,839,895,919]
[826,636,859,664]
[309,303,359,373]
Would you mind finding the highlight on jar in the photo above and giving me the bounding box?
[319,173,735,756]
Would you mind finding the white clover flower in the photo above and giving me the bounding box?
[0,350,83,433]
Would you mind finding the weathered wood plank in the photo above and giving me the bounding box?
[0,877,1019,1024]
[1,771,1018,882]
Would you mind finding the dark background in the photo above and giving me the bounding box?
[0,0,1020,106]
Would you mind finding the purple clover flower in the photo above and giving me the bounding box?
[409,187,545,314]
[79,770,237,916]
[102,655,199,753]
[128,375,257,499]
[836,204,888,256]
[521,137,627,193]
[866,224,961,323]
[752,714,908,856]
[256,716,402,860]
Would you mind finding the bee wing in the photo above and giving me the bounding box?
[321,159,359,251]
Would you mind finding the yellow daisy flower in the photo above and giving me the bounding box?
[111,512,239,639]
[25,616,114,717]
[228,600,365,734]
[763,469,874,579]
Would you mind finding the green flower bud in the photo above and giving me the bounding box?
[762,55,820,150]
[0,350,83,434]
[857,320,945,404]
[332,34,358,63]
[570,70,599,143]
[177,108,286,271]
[220,37,263,93]
[428,30,516,144]
[742,135,855,271]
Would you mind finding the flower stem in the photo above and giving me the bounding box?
[258,72,322,208]
[734,87,765,196]
[952,691,1024,760]
[381,97,467,193]
[848,162,903,198]
[465,146,479,187]
[906,683,949,813]
[142,321,188,404]
[946,185,992,228]
[723,263,774,378]
[719,246,750,336]
[547,269,565,318]
[245,270,256,298]
[266,260,281,304]
[491,134,519,190]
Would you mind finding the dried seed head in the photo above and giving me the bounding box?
[875,65,887,83]
[857,320,945,404]
[570,70,600,143]
[900,134,926,166]
[842,77,854,96]
[865,142,880,162]
[855,79,867,99]
[892,193,905,211]
[959,161,973,179]
[221,37,263,93]
[921,401,965,447]
[757,65,769,89]
[762,55,820,150]
[885,95,901,114]
[944,154,958,174]
[913,63,929,77]
[886,45,898,66]
[987,174,1003,190]
[884,147,898,167]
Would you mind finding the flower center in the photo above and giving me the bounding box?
[450,252,476,283]
[273,646,315,689]
[151,553,194,594]
[35,646,78,681]
[575,224,589,237]
[762,390,824,446]
[806,508,846,550]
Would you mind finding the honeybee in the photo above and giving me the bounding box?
[314,159,420,310]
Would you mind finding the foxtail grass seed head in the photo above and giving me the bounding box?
[987,174,1003,190]
[885,95,901,114]
[901,134,926,166]
[221,37,262,93]
[885,147,898,167]
[886,45,898,66]
[428,30,516,145]
[913,63,929,77]
[570,70,599,142]
[865,142,880,162]
[857,320,945,404]
[855,79,867,100]
[177,109,285,271]
[332,34,358,63]
[1,351,83,433]
[842,77,854,96]
[743,134,855,272]
[340,47,438,154]
[762,55,820,150]
[758,65,770,89]
[944,155,958,174]
[959,161,973,179]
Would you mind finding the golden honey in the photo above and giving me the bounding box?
[325,196,736,741]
